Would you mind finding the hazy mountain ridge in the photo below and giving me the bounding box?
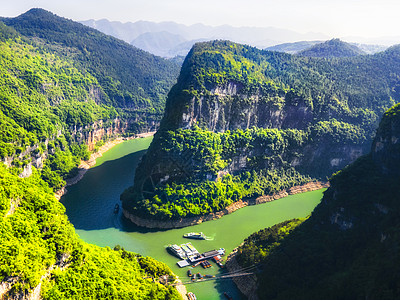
[81,18,328,57]
[266,40,387,55]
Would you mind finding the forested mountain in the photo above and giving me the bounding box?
[2,8,180,117]
[0,13,182,298]
[234,103,400,299]
[297,38,366,58]
[121,40,400,222]
[0,164,180,299]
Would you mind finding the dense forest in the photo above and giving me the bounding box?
[1,8,180,126]
[122,39,400,221]
[0,12,182,299]
[0,164,180,299]
[235,104,400,299]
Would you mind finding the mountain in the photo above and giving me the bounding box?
[121,40,400,224]
[81,18,329,57]
[265,40,322,54]
[266,40,387,55]
[2,9,180,120]
[233,103,400,299]
[131,31,187,57]
[0,19,180,300]
[297,38,366,58]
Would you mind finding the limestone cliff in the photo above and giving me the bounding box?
[233,103,400,299]
[122,40,400,222]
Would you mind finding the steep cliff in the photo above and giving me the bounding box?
[0,15,170,190]
[122,40,400,222]
[233,103,400,299]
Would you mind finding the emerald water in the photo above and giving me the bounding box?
[61,137,325,299]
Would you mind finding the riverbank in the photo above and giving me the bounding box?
[54,132,155,200]
[122,181,329,229]
[225,246,259,300]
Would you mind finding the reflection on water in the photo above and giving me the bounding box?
[62,137,324,300]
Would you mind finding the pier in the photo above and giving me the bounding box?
[177,248,225,268]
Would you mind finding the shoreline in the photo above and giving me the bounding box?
[225,246,259,300]
[122,181,330,229]
[54,131,155,200]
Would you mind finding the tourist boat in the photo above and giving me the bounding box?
[205,274,215,278]
[183,232,206,240]
[167,244,186,259]
[187,269,192,277]
[114,203,119,214]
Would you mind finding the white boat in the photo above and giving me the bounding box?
[167,244,186,259]
[183,232,206,240]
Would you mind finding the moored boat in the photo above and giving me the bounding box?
[167,244,186,259]
[114,203,119,214]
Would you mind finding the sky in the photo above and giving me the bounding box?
[1,0,400,39]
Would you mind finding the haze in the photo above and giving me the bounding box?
[2,0,400,40]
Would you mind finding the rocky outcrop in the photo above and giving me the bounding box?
[179,81,312,132]
[123,181,329,229]
[1,253,71,300]
[371,104,400,176]
[225,248,259,300]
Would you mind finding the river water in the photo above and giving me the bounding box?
[61,137,325,300]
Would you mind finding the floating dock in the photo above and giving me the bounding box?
[177,248,225,268]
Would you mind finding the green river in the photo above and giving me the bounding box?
[61,137,325,300]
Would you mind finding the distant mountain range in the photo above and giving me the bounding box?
[80,19,329,57]
[80,19,395,58]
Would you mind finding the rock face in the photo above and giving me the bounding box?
[179,81,312,132]
[235,104,400,299]
[1,118,144,179]
[225,249,259,300]
[371,103,400,176]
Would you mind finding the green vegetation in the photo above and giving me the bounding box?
[0,14,183,298]
[124,39,400,221]
[2,8,180,116]
[297,38,366,58]
[123,121,367,219]
[234,105,400,299]
[0,23,116,189]
[0,164,180,299]
[235,218,305,267]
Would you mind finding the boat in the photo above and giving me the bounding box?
[183,232,206,240]
[201,260,212,268]
[187,269,192,277]
[113,203,119,214]
[167,244,186,259]
[187,292,197,300]
[205,274,215,278]
[197,272,203,279]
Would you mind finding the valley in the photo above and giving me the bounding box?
[60,137,324,299]
[1,6,400,300]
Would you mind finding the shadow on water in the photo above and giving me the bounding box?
[61,149,148,231]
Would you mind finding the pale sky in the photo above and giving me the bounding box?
[1,0,400,39]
